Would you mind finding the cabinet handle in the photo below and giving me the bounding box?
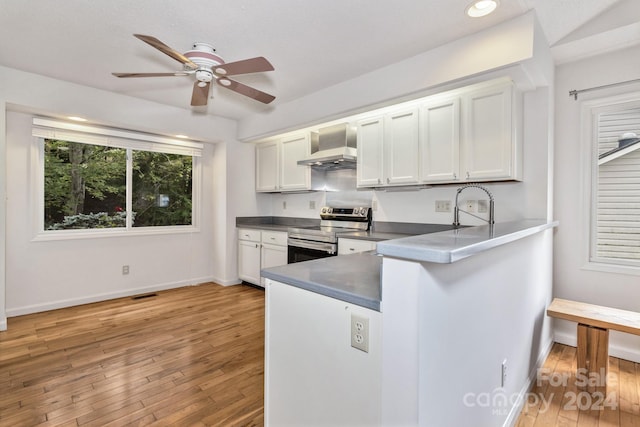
[377,178,381,184]
[386,177,390,184]
[453,173,457,180]
[244,234,250,237]
[466,172,470,179]
[270,237,275,240]
[349,248,355,251]
[255,243,259,248]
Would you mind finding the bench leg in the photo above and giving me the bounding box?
[576,323,609,392]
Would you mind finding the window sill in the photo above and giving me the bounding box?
[32,225,200,242]
[582,260,640,277]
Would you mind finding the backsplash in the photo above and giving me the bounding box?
[265,180,538,226]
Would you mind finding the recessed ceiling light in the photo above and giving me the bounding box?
[466,0,499,18]
[67,116,87,122]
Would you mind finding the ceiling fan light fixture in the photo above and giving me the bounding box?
[218,78,232,87]
[214,67,228,75]
[466,0,498,17]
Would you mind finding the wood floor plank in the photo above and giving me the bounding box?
[0,283,265,426]
[517,342,640,426]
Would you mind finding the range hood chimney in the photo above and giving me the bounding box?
[298,123,357,169]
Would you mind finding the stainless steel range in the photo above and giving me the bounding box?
[287,206,371,263]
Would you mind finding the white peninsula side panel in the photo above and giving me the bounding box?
[265,280,382,426]
[381,229,554,427]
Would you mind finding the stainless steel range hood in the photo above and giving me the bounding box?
[298,123,357,169]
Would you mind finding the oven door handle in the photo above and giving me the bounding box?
[288,238,336,254]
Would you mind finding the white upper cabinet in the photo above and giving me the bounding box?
[384,108,420,185]
[256,133,312,192]
[420,97,461,183]
[256,141,280,192]
[280,134,311,191]
[460,82,515,181]
[356,117,384,187]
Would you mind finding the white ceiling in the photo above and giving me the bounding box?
[0,0,637,121]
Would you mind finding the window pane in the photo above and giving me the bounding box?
[594,106,640,265]
[44,139,126,230]
[132,151,193,227]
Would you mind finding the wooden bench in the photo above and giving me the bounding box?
[547,298,640,389]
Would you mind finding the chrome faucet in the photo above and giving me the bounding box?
[453,184,495,227]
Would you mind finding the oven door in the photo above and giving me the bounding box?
[287,238,337,264]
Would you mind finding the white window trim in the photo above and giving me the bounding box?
[580,91,640,276]
[31,119,202,241]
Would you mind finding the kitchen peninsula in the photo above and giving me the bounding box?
[262,219,557,427]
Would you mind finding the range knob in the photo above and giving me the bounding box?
[321,207,327,214]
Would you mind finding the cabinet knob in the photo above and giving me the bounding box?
[377,178,381,184]
[453,173,457,180]
[255,243,259,248]
[244,234,250,237]
[386,177,390,184]
[466,172,470,179]
[270,237,275,240]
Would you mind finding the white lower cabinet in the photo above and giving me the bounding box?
[237,228,288,287]
[265,279,382,426]
[338,238,377,255]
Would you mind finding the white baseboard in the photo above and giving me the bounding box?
[554,330,640,364]
[6,276,218,318]
[0,317,7,331]
[503,337,555,427]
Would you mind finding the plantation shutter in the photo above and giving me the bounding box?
[595,107,640,262]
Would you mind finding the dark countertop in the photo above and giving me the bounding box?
[377,219,559,263]
[236,216,319,232]
[261,252,382,311]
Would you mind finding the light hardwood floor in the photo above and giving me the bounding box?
[3,284,640,427]
[516,343,640,427]
[0,283,265,426]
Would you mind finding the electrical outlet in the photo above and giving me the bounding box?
[478,199,488,213]
[282,201,287,210]
[501,359,507,387]
[309,200,316,209]
[435,200,451,212]
[351,314,369,353]
[122,265,130,275]
[466,200,476,212]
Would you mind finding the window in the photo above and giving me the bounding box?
[585,95,640,271]
[34,118,202,237]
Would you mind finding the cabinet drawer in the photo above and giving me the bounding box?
[338,238,377,255]
[261,231,288,246]
[238,228,261,242]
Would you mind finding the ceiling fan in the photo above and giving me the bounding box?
[113,34,275,106]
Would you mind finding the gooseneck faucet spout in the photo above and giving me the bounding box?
[453,184,495,227]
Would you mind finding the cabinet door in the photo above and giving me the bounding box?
[384,108,420,185]
[338,238,377,255]
[356,117,384,188]
[256,141,280,192]
[461,83,513,181]
[420,97,460,183]
[238,239,262,285]
[280,135,311,191]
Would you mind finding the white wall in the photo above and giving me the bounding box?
[0,65,256,318]
[381,230,554,426]
[553,44,640,361]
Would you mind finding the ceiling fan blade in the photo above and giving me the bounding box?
[217,77,275,104]
[191,81,210,106]
[112,72,191,78]
[213,57,274,76]
[133,34,197,69]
